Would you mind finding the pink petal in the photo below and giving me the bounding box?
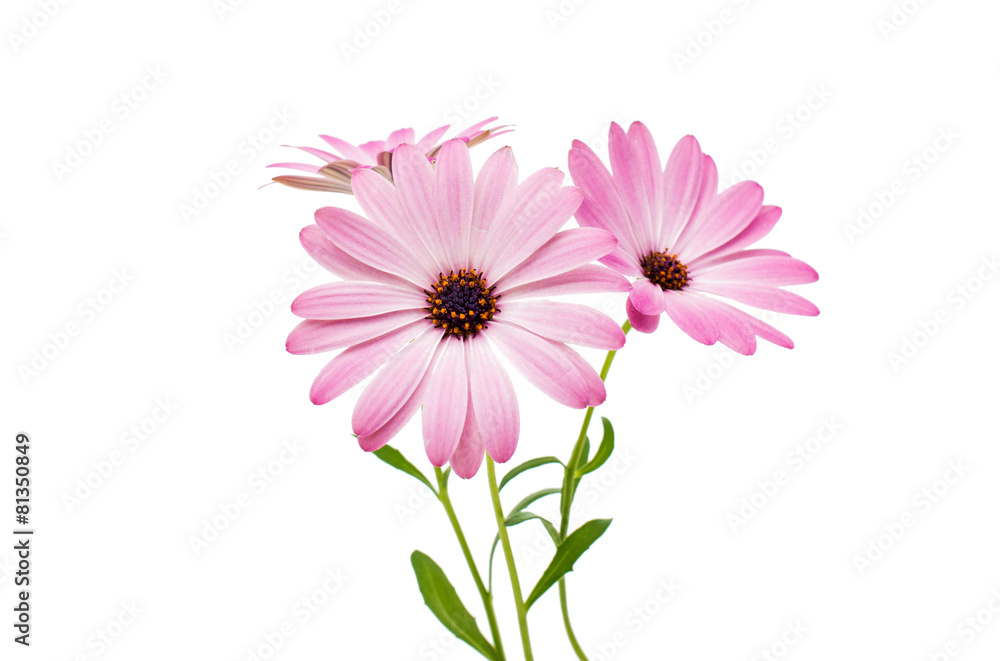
[449,395,485,478]
[309,321,423,405]
[286,311,428,355]
[292,281,424,320]
[675,294,757,355]
[597,247,643,277]
[470,146,519,266]
[660,136,706,248]
[497,228,618,290]
[499,301,625,350]
[384,127,416,151]
[268,161,324,173]
[568,141,642,255]
[674,181,764,260]
[434,139,474,267]
[502,265,631,300]
[351,168,439,268]
[626,298,660,333]
[690,282,819,316]
[455,116,500,140]
[629,279,666,315]
[416,124,450,152]
[561,345,607,407]
[694,254,819,286]
[300,225,412,289]
[353,329,441,437]
[392,143,451,272]
[315,206,434,286]
[696,205,782,262]
[672,294,794,351]
[628,121,665,247]
[488,185,583,280]
[357,368,432,452]
[292,145,338,163]
[609,122,653,252]
[488,322,589,409]
[319,135,371,164]
[422,338,469,466]
[467,339,520,463]
[661,292,720,346]
[358,140,385,161]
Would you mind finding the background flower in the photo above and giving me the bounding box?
[569,122,818,354]
[287,140,627,477]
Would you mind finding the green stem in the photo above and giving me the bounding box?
[435,467,505,661]
[558,319,632,660]
[487,457,534,661]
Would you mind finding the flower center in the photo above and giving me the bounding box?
[641,250,689,291]
[424,268,498,339]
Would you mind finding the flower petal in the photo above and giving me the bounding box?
[694,253,819,286]
[470,146,519,266]
[449,395,485,478]
[661,292,720,346]
[626,298,660,333]
[674,181,764,260]
[422,339,469,466]
[609,122,654,251]
[299,225,412,288]
[696,205,782,262]
[660,135,706,248]
[352,329,441,437]
[435,139,474,267]
[356,368,432,452]
[499,301,625,350]
[309,321,424,405]
[676,294,757,355]
[488,322,590,409]
[568,141,642,255]
[561,345,607,407]
[319,135,371,164]
[291,281,424,319]
[351,168,439,268]
[416,124,450,152]
[497,228,617,290]
[392,143,451,271]
[384,127,416,151]
[467,339,520,463]
[286,310,427,355]
[502,265,631,300]
[628,121,665,247]
[629,279,666,316]
[690,282,820,316]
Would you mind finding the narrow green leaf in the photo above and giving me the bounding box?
[578,417,614,476]
[525,519,613,610]
[487,512,561,593]
[411,551,497,660]
[373,445,435,494]
[499,456,564,491]
[509,488,561,519]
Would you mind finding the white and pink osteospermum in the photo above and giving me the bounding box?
[287,140,629,478]
[568,122,819,355]
[269,117,511,194]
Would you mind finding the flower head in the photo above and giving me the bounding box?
[269,117,511,194]
[287,140,628,477]
[569,122,818,354]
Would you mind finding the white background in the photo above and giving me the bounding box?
[3,0,999,659]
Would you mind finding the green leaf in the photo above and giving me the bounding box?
[578,417,614,476]
[499,456,564,491]
[524,518,613,610]
[488,512,561,593]
[411,551,497,660]
[373,445,435,494]
[509,488,561,519]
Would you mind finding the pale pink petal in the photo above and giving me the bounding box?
[499,301,625,350]
[315,206,435,286]
[416,124,450,152]
[384,127,416,151]
[497,228,617,290]
[488,322,590,409]
[661,292,720,346]
[628,121,665,247]
[267,162,324,173]
[673,294,795,350]
[449,395,485,478]
[659,136,706,248]
[392,143,451,271]
[319,135,371,164]
[609,122,653,251]
[597,247,643,277]
[629,279,666,316]
[455,116,499,140]
[292,145,338,162]
[690,282,819,316]
[353,329,441,437]
[351,168,438,268]
[286,311,427,355]
[467,339,520,463]
[357,369,432,452]
[435,139,474,266]
[675,294,757,355]
[358,140,385,161]
[488,186,583,280]
[674,181,764,260]
[479,168,566,276]
[292,281,425,320]
[692,247,791,270]
[696,205,782,262]
[299,225,412,288]
[687,155,719,232]
[694,254,819,286]
[502,265,631,300]
[626,298,660,333]
[309,321,424,404]
[561,345,607,407]
[470,146,519,266]
[422,338,469,466]
[568,141,642,255]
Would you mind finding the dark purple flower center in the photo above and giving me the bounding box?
[424,268,498,339]
[641,250,689,291]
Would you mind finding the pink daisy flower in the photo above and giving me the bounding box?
[269,117,511,194]
[287,140,628,478]
[568,122,819,354]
